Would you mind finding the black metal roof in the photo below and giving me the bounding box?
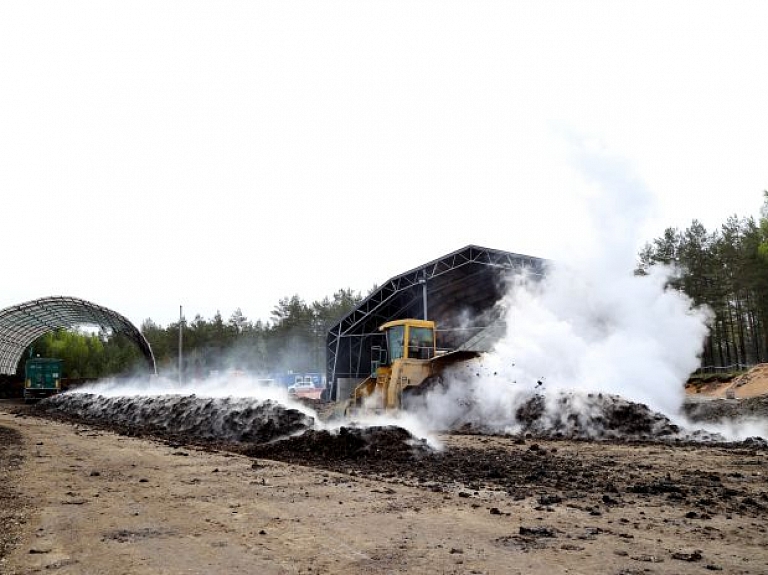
[326,245,546,392]
[0,296,156,375]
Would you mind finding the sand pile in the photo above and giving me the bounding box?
[688,363,768,399]
[730,364,768,398]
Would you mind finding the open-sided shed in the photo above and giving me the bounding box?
[326,245,545,399]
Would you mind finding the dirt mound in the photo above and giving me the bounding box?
[466,392,683,440]
[243,425,431,463]
[38,393,313,444]
[243,426,610,498]
[683,395,768,423]
[730,363,768,397]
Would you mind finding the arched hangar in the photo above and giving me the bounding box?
[326,244,546,400]
[0,296,156,376]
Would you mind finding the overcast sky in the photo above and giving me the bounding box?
[1,1,767,327]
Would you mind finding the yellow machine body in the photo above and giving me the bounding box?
[348,319,477,412]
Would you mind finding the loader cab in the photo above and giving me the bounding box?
[370,319,436,376]
[380,319,435,363]
[355,319,439,413]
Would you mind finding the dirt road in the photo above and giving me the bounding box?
[1,404,767,574]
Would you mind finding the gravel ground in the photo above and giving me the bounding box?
[0,419,25,565]
[4,397,768,574]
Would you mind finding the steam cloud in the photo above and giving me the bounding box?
[412,140,736,437]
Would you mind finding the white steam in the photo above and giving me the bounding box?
[493,263,709,414]
[415,140,717,434]
[71,372,319,421]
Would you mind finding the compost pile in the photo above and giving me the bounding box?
[454,392,690,440]
[683,395,768,423]
[243,425,431,464]
[38,393,313,444]
[515,393,680,438]
[36,390,730,448]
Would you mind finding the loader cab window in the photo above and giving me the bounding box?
[407,327,435,359]
[387,325,405,362]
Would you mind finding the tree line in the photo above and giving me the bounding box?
[24,329,144,379]
[24,289,363,379]
[639,193,768,371]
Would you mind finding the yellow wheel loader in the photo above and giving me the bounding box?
[345,319,478,414]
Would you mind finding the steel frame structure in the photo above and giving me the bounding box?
[0,296,156,375]
[326,245,545,396]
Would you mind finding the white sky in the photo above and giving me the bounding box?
[1,1,767,327]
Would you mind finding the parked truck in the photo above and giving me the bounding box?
[24,357,63,402]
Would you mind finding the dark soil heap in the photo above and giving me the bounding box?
[683,395,768,423]
[479,392,683,440]
[243,425,431,463]
[39,393,313,444]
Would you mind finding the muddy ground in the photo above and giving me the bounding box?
[1,399,768,574]
[0,423,26,563]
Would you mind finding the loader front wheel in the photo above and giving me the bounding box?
[401,375,444,410]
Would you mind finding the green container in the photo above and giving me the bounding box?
[24,358,63,400]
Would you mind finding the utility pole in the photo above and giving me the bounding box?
[178,305,184,385]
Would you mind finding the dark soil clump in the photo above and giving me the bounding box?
[243,425,431,463]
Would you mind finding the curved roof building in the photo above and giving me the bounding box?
[0,296,156,375]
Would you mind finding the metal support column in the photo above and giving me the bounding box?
[178,305,184,385]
